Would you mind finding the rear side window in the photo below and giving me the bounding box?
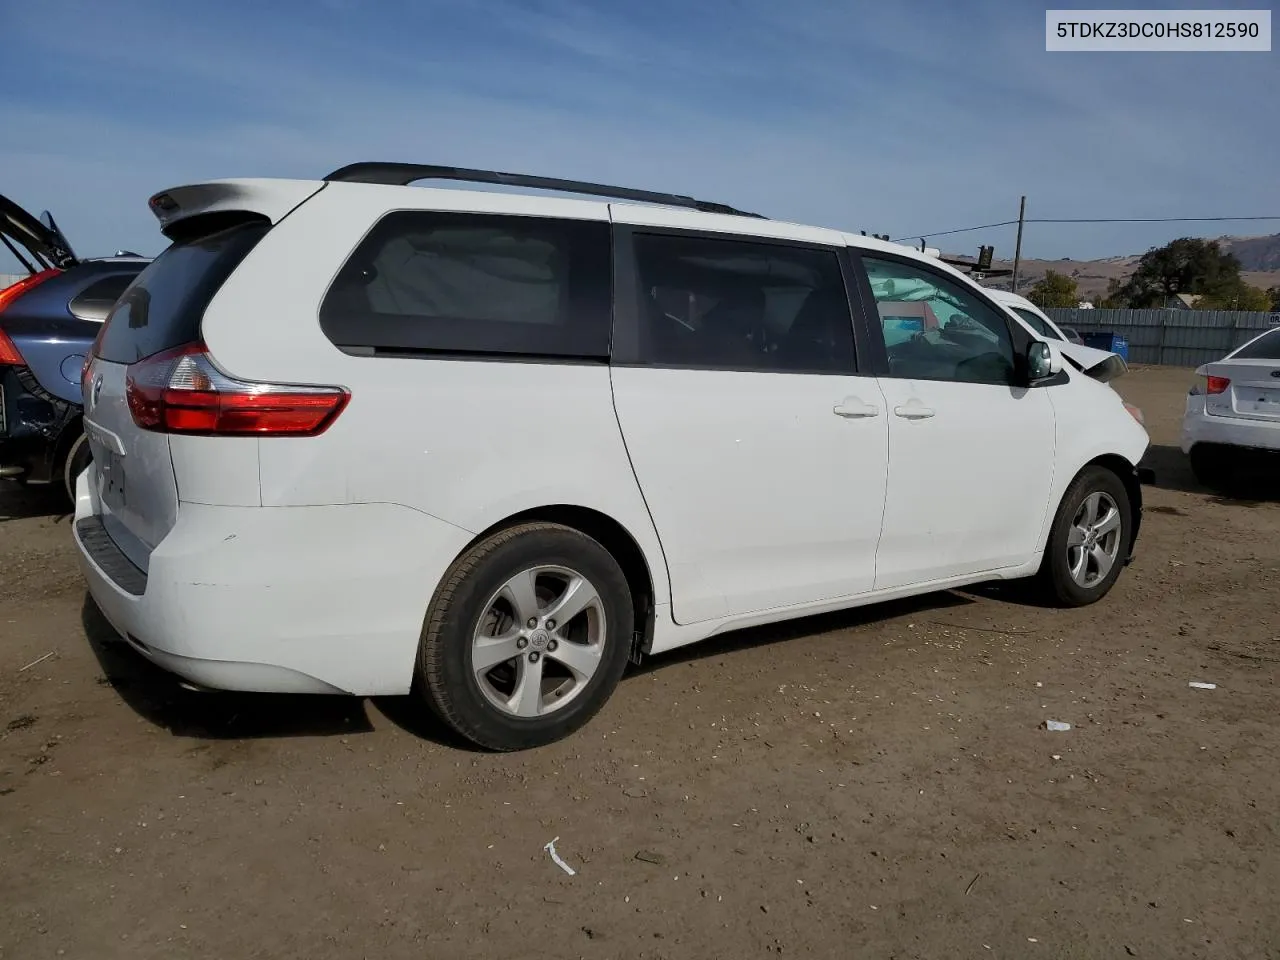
[97,222,268,363]
[319,212,612,359]
[628,232,856,374]
[68,273,138,322]
[1233,328,1280,359]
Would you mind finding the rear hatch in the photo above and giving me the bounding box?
[0,192,77,273]
[1059,342,1127,384]
[83,221,270,571]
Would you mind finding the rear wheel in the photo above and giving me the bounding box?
[418,522,634,751]
[1189,444,1233,492]
[1035,466,1132,607]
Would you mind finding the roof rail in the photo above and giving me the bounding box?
[323,162,764,219]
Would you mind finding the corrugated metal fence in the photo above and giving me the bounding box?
[1046,308,1280,367]
[0,273,25,290]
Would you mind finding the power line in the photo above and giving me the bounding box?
[894,220,1018,242]
[1036,215,1280,224]
[893,214,1280,243]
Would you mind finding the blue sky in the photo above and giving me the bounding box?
[2,0,1277,268]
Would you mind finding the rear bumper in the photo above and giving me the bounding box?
[73,474,473,695]
[1182,401,1280,455]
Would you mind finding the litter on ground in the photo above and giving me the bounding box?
[543,837,576,877]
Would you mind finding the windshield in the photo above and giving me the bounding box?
[1232,328,1280,360]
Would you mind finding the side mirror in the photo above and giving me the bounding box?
[1026,341,1063,383]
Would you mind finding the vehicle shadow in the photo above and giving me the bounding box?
[1140,444,1200,495]
[628,590,978,675]
[81,595,376,740]
[81,587,1038,749]
[1142,443,1278,504]
[0,482,69,523]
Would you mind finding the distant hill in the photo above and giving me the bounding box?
[1220,233,1280,272]
[962,232,1280,301]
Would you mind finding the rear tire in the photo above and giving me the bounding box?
[1035,465,1132,608]
[417,522,634,751]
[1189,445,1233,493]
[61,431,91,506]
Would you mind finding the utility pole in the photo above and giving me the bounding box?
[1011,195,1026,293]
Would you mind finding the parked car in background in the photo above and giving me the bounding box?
[1182,326,1280,490]
[989,290,1111,368]
[0,192,148,501]
[987,289,1145,424]
[75,164,1149,751]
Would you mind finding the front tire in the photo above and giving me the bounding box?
[417,522,634,751]
[1036,466,1132,607]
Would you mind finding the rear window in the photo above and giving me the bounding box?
[318,211,612,359]
[96,221,268,364]
[1233,328,1280,360]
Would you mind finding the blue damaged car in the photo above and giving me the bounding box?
[0,192,148,502]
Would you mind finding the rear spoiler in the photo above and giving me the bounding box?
[147,179,327,239]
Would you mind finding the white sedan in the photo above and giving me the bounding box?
[1182,327,1280,489]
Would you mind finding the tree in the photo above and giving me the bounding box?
[1268,286,1280,311]
[1118,237,1243,308]
[1027,270,1079,309]
[1196,284,1273,312]
[1097,277,1128,309]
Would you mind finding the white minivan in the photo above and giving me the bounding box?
[75,164,1150,750]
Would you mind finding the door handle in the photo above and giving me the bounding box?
[893,402,936,420]
[833,397,880,419]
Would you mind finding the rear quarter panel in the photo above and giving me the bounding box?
[0,270,106,404]
[197,183,672,603]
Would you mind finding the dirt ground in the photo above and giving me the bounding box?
[2,366,1278,960]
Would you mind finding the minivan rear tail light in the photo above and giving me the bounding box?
[125,343,349,436]
[1205,376,1231,395]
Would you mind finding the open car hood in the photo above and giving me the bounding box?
[1059,340,1128,383]
[0,191,78,273]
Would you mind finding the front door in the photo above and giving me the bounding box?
[857,253,1057,590]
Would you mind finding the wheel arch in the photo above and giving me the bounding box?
[1059,453,1144,561]
[460,505,658,662]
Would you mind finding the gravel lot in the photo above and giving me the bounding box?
[2,366,1277,960]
